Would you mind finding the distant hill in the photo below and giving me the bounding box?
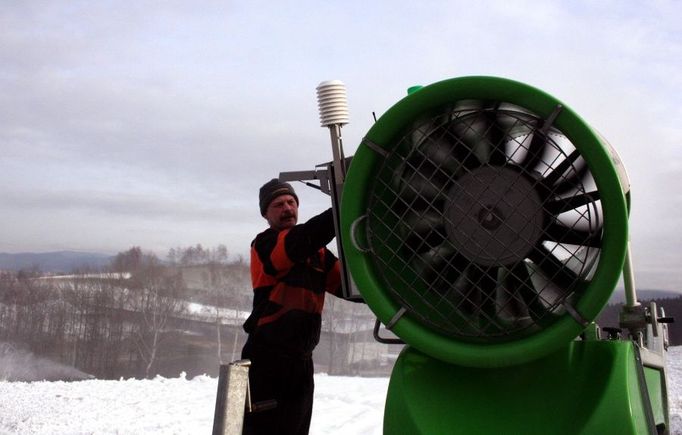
[0,251,114,273]
[608,288,682,304]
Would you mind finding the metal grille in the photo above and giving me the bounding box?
[366,101,602,343]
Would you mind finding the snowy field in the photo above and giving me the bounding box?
[1,346,681,434]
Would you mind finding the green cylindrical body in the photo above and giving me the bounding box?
[384,342,657,434]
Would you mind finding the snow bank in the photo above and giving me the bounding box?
[0,347,680,434]
[0,372,387,434]
[669,346,682,434]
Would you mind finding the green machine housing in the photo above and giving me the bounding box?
[335,77,672,434]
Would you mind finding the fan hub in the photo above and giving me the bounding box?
[444,166,544,267]
[478,205,504,230]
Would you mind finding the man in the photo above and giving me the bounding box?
[242,178,342,435]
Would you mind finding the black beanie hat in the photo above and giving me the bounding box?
[259,178,299,216]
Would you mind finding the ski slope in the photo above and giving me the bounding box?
[1,346,681,434]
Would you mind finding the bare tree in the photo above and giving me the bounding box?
[224,258,251,362]
[170,245,251,365]
[116,248,187,378]
[139,270,185,377]
[205,258,228,365]
[0,245,257,380]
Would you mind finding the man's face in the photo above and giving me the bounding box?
[265,194,298,231]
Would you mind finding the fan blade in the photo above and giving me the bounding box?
[543,222,601,247]
[449,132,486,170]
[483,111,508,166]
[528,245,581,291]
[404,209,444,235]
[465,265,500,326]
[507,262,549,323]
[410,119,440,148]
[422,118,485,171]
[409,244,458,285]
[517,120,548,171]
[419,133,467,177]
[450,105,508,167]
[394,120,453,206]
[496,285,529,322]
[395,162,444,204]
[444,251,471,276]
[403,210,446,253]
[493,267,529,322]
[541,149,588,194]
[467,265,498,297]
[553,160,589,195]
[446,262,477,316]
[434,252,472,300]
[544,191,601,215]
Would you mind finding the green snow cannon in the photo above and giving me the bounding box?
[341,77,668,434]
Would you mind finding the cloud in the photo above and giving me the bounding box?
[0,188,241,222]
[0,0,680,289]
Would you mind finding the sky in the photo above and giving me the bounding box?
[1,1,681,289]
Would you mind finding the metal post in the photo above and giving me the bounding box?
[212,359,251,435]
[315,80,362,300]
[328,123,346,186]
[623,241,639,308]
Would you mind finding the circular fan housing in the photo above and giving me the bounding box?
[341,77,628,367]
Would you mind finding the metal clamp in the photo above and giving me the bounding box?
[363,138,389,157]
[373,318,405,345]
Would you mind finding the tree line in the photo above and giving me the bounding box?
[0,244,392,381]
[0,245,253,380]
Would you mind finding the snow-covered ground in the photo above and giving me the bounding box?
[1,346,681,434]
[669,346,682,434]
[0,373,387,434]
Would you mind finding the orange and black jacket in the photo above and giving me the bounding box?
[243,208,341,357]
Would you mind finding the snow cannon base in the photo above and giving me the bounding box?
[384,341,667,434]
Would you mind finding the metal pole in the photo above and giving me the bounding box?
[328,123,346,186]
[316,79,360,299]
[212,359,251,435]
[623,241,639,308]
